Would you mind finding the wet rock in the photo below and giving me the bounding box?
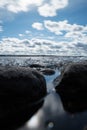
[30,64,44,68]
[45,64,56,69]
[59,93,87,113]
[41,69,55,75]
[0,67,47,129]
[55,63,87,113]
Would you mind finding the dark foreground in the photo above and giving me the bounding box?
[0,56,87,130]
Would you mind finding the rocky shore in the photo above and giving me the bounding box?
[55,62,87,113]
[0,67,47,130]
[0,59,87,130]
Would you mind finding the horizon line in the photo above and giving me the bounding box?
[0,55,86,57]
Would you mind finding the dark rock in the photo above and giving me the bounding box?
[0,67,47,129]
[30,64,44,68]
[45,64,56,69]
[41,69,55,75]
[53,74,62,87]
[55,63,87,113]
[58,94,87,113]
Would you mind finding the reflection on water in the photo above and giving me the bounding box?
[18,68,87,130]
[47,122,54,129]
[18,93,87,130]
[18,92,64,130]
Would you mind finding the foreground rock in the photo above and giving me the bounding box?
[0,67,47,129]
[55,63,87,113]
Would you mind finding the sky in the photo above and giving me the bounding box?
[0,0,87,55]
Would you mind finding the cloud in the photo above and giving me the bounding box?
[0,38,35,55]
[0,0,43,13]
[44,20,87,35]
[32,22,44,30]
[44,20,87,45]
[0,18,87,55]
[29,20,87,50]
[0,0,68,17]
[44,20,67,35]
[25,30,32,34]
[0,37,87,56]
[38,0,68,17]
[19,34,24,37]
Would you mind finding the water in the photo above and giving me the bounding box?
[0,55,87,130]
[44,68,60,93]
[0,55,87,67]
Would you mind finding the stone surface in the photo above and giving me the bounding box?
[30,64,44,68]
[41,69,55,75]
[55,63,87,113]
[0,67,47,129]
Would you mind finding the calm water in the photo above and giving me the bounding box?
[0,56,87,130]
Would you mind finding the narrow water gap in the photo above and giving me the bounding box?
[44,68,61,93]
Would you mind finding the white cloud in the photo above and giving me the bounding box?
[25,30,31,34]
[0,38,34,55]
[0,0,68,17]
[32,22,44,30]
[44,20,87,45]
[0,0,43,13]
[0,37,87,56]
[44,20,67,35]
[38,0,68,17]
[19,33,24,37]
[44,20,87,35]
[38,4,57,17]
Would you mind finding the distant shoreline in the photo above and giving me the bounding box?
[0,55,86,57]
